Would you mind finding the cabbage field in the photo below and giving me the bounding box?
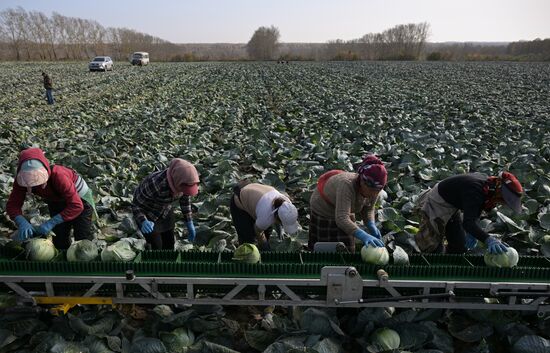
[0,61,549,352]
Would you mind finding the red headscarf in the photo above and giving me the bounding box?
[356,154,387,189]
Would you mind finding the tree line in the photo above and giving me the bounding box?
[1,7,548,62]
[419,39,550,61]
[244,23,430,61]
[247,23,549,61]
[323,22,431,60]
[0,7,179,61]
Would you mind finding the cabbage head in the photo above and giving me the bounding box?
[26,237,57,261]
[50,342,87,353]
[160,327,195,352]
[0,294,16,309]
[361,245,389,265]
[101,240,137,262]
[484,247,519,268]
[67,239,99,262]
[392,245,409,265]
[233,243,261,263]
[371,328,400,350]
[300,307,345,337]
[129,338,167,353]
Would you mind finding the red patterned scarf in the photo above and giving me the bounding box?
[483,176,501,211]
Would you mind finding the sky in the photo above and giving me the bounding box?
[2,0,549,43]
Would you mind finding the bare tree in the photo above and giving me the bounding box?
[11,8,34,60]
[41,12,58,60]
[28,11,50,59]
[327,22,431,61]
[52,12,70,59]
[247,26,280,60]
[89,21,107,56]
[0,7,26,60]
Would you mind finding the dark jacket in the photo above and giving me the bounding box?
[437,173,490,242]
[43,74,52,89]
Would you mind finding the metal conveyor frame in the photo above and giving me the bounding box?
[2,266,549,316]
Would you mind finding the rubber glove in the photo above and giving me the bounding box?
[465,233,478,250]
[141,219,155,234]
[353,228,384,248]
[485,236,508,254]
[366,220,382,239]
[186,220,196,242]
[35,214,64,236]
[14,215,34,241]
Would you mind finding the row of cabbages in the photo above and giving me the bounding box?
[361,244,520,268]
[23,236,520,269]
[24,237,144,262]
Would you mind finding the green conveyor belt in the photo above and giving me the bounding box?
[1,249,549,282]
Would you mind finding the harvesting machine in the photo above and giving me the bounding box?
[1,244,549,316]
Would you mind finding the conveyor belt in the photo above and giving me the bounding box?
[1,250,549,282]
[1,249,549,313]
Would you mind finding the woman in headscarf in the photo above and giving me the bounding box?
[230,181,300,251]
[414,171,523,254]
[308,154,387,252]
[6,148,96,249]
[131,158,199,250]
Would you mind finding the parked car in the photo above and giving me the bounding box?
[131,52,149,66]
[89,56,113,71]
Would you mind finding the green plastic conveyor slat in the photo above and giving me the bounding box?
[0,250,549,282]
[0,246,24,261]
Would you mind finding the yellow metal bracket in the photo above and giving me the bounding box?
[33,296,114,315]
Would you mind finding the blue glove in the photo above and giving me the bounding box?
[186,220,196,242]
[141,220,155,234]
[366,220,382,239]
[354,228,384,248]
[465,233,478,250]
[14,215,34,241]
[36,214,64,236]
[485,236,508,254]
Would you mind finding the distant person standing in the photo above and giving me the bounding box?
[42,72,54,105]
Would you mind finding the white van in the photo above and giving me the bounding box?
[131,52,149,66]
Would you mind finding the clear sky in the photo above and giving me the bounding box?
[2,0,549,43]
